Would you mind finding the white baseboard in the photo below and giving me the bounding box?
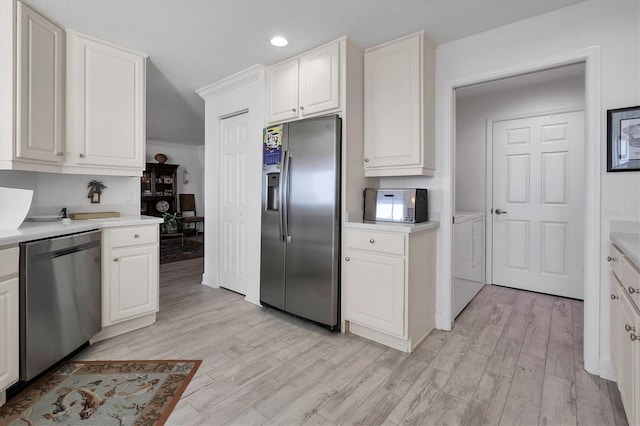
[598,355,616,382]
[91,313,156,343]
[201,273,219,288]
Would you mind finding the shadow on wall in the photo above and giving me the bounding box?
[146,60,205,145]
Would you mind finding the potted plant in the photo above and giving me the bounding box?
[161,212,180,234]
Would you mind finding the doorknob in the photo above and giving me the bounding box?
[495,209,507,215]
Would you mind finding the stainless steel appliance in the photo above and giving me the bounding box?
[363,188,429,223]
[260,115,341,328]
[19,230,102,380]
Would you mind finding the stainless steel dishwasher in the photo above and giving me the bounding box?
[19,230,102,381]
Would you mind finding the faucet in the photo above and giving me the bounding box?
[60,207,67,218]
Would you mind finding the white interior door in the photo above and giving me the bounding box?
[219,113,249,295]
[492,111,584,299]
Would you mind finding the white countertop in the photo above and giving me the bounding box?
[455,211,485,224]
[0,215,163,247]
[611,232,640,270]
[345,220,439,234]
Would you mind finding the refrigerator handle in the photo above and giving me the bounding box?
[281,150,292,243]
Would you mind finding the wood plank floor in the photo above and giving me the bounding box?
[76,258,628,425]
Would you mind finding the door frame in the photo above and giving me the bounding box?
[485,106,585,288]
[197,65,266,306]
[440,46,602,377]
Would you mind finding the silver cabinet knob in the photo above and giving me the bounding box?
[629,287,639,294]
[291,108,297,112]
[611,294,619,300]
[607,256,614,262]
[78,153,84,158]
[134,234,139,238]
[345,257,350,261]
[300,106,304,110]
[364,158,370,163]
[495,209,507,215]
[631,333,639,342]
[625,324,636,332]
[113,258,119,262]
[369,239,375,244]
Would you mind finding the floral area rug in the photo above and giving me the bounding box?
[0,360,200,425]
[160,237,203,264]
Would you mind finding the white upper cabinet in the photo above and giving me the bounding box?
[66,31,147,174]
[0,0,65,172]
[16,2,65,164]
[267,58,299,123]
[364,31,435,177]
[266,41,340,124]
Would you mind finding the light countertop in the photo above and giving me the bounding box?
[0,215,163,247]
[455,211,485,224]
[345,220,439,234]
[611,232,640,270]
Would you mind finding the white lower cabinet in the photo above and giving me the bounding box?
[0,247,19,407]
[609,243,640,426]
[344,225,437,352]
[94,225,159,342]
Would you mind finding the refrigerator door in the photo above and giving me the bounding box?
[260,126,288,309]
[284,115,341,326]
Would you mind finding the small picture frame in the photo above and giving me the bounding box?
[608,105,640,172]
[163,177,174,184]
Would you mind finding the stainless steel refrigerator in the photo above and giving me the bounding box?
[260,115,341,329]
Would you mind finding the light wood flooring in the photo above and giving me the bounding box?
[77,258,628,425]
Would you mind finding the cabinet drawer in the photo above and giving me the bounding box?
[109,225,158,248]
[610,244,624,281]
[345,229,405,256]
[621,255,640,308]
[0,247,19,277]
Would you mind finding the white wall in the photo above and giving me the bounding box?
[146,139,205,214]
[0,170,139,216]
[197,65,265,306]
[435,0,640,379]
[455,74,585,212]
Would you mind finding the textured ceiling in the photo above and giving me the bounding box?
[24,0,587,145]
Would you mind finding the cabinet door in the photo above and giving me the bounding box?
[364,34,421,169]
[16,2,64,163]
[298,42,340,116]
[107,245,158,324]
[68,33,145,169]
[0,278,19,391]
[619,294,638,423]
[345,250,405,336]
[610,273,622,375]
[266,58,299,123]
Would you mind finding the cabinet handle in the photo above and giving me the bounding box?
[629,286,639,294]
[78,153,84,158]
[631,333,639,342]
[625,324,636,332]
[291,108,297,112]
[113,258,119,262]
[369,239,375,244]
[55,152,64,156]
[345,257,350,261]
[134,234,140,238]
[607,256,615,262]
[364,158,370,163]
[300,106,304,111]
[611,294,619,300]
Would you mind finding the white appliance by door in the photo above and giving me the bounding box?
[219,113,249,295]
[492,111,584,299]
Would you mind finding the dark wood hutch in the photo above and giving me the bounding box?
[141,163,179,216]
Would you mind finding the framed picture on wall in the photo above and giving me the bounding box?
[608,105,640,172]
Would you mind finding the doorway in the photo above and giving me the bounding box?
[452,63,586,317]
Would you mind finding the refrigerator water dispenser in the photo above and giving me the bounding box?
[266,173,280,211]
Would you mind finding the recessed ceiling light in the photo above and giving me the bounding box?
[270,36,288,47]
